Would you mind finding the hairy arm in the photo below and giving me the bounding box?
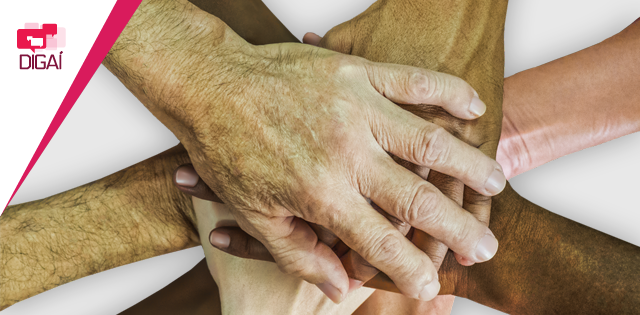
[1,0,291,310]
[119,2,638,314]
[0,146,197,310]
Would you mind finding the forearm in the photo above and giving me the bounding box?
[0,146,197,310]
[103,0,250,143]
[499,19,640,178]
[461,186,640,314]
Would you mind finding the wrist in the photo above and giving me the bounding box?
[497,112,534,179]
[142,145,199,237]
[105,0,252,142]
[463,185,531,309]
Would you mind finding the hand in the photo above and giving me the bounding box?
[302,0,508,279]
[174,159,498,301]
[106,0,504,303]
[173,164,467,296]
[175,38,504,302]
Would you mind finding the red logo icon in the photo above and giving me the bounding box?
[17,23,65,53]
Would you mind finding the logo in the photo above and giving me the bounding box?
[17,23,65,70]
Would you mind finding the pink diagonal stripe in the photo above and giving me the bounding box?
[3,0,143,212]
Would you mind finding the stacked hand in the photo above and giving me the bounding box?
[107,0,505,303]
[166,37,504,303]
[299,0,508,284]
[174,164,484,299]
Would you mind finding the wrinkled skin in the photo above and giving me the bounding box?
[303,0,508,310]
[104,0,505,302]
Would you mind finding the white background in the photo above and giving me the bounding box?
[3,0,640,314]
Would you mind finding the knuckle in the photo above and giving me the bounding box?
[277,257,311,278]
[401,183,441,225]
[247,242,264,258]
[330,54,360,77]
[451,76,473,104]
[429,71,446,100]
[417,126,450,166]
[406,71,435,101]
[463,192,492,207]
[449,216,477,249]
[304,191,343,225]
[363,231,405,266]
[273,245,316,278]
[323,24,350,52]
[238,233,254,257]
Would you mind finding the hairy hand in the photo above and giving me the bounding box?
[105,0,504,303]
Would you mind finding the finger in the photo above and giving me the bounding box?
[361,157,499,263]
[340,201,412,283]
[243,214,349,304]
[459,186,492,264]
[303,32,322,46]
[208,226,275,262]
[423,171,462,269]
[369,103,506,196]
[210,226,372,292]
[319,191,441,301]
[412,231,451,269]
[309,222,341,249]
[174,164,223,203]
[408,170,464,271]
[460,139,496,263]
[462,141,502,227]
[365,62,486,119]
[372,201,412,236]
[463,186,492,225]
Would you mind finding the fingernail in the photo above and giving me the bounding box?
[485,168,506,195]
[469,96,486,117]
[475,231,499,262]
[209,230,230,249]
[418,278,441,301]
[348,278,364,293]
[176,166,199,187]
[317,282,344,304]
